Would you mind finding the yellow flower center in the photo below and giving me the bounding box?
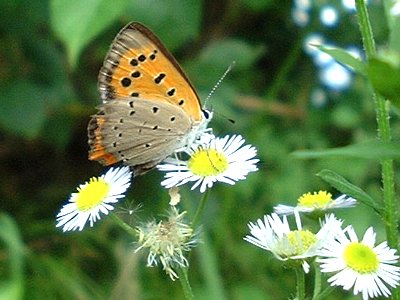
[285,230,317,256]
[76,177,110,211]
[298,191,332,208]
[188,149,228,176]
[343,242,379,273]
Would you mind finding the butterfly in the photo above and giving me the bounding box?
[88,22,212,176]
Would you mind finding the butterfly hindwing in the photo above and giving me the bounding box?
[88,98,192,176]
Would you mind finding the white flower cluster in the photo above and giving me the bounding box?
[244,191,400,300]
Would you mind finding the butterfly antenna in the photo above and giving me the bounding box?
[204,61,236,108]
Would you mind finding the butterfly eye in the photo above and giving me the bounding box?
[202,109,211,119]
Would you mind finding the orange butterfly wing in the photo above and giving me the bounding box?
[98,22,202,121]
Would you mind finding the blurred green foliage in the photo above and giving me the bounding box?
[1,0,399,299]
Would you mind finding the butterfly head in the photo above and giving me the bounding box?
[179,108,213,151]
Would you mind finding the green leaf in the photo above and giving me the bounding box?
[185,38,265,86]
[197,39,265,70]
[317,169,381,214]
[127,0,201,52]
[368,54,400,105]
[0,82,48,139]
[183,39,265,116]
[291,140,400,160]
[316,45,366,75]
[50,0,128,68]
[0,213,25,300]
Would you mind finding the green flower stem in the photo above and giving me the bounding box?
[312,262,321,299]
[355,0,398,249]
[191,189,210,228]
[295,268,305,300]
[109,213,138,238]
[355,0,375,58]
[355,1,398,298]
[177,267,195,300]
[313,286,334,300]
[311,262,335,300]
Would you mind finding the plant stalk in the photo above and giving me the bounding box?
[177,267,195,300]
[109,213,137,237]
[296,268,305,300]
[355,0,398,298]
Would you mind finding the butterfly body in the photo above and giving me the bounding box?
[88,22,211,176]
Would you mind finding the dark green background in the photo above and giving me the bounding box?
[1,0,396,299]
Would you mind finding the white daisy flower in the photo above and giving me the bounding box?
[157,134,259,193]
[244,212,343,273]
[135,207,198,280]
[317,226,400,300]
[56,166,132,232]
[274,191,356,216]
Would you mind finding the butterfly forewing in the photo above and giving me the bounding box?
[98,22,202,122]
[89,22,209,176]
